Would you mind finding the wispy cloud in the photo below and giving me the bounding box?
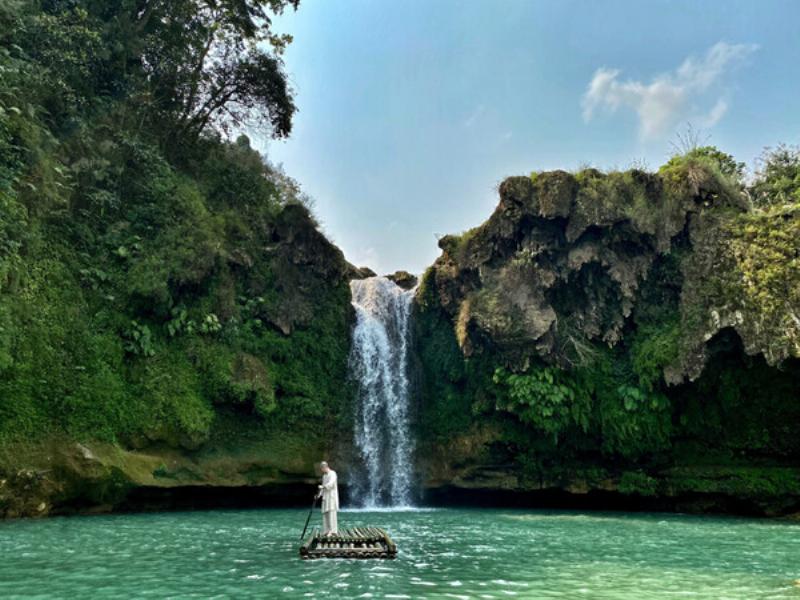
[698,97,729,128]
[350,245,380,271]
[463,104,485,128]
[582,42,758,139]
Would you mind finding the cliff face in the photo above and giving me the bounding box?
[0,2,367,518]
[3,135,799,518]
[5,0,799,522]
[415,156,800,516]
[0,136,357,518]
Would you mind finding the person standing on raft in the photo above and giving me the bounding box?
[317,461,339,537]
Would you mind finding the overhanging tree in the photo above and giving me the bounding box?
[14,0,299,143]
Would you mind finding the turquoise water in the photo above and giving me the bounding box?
[1,508,799,599]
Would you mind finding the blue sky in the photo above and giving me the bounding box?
[260,0,800,274]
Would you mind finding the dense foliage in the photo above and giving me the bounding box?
[751,145,800,207]
[0,1,353,451]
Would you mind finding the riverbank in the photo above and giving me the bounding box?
[2,434,799,519]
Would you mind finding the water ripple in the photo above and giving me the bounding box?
[0,508,799,599]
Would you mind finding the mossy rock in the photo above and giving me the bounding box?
[387,270,418,290]
[498,175,536,211]
[534,170,577,218]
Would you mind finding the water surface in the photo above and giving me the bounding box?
[1,508,799,599]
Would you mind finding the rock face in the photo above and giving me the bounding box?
[349,265,378,280]
[414,160,800,516]
[0,437,337,518]
[0,200,357,518]
[425,166,750,374]
[3,154,799,519]
[261,203,353,336]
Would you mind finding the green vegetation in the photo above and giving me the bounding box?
[414,270,475,441]
[492,366,592,441]
[0,1,352,456]
[660,145,745,183]
[751,145,800,207]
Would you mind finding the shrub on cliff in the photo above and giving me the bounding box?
[661,146,745,184]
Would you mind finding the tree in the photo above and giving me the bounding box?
[131,0,299,141]
[750,145,800,208]
[688,146,745,181]
[13,0,299,144]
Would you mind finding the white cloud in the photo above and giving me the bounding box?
[698,98,728,128]
[582,42,758,139]
[350,245,380,271]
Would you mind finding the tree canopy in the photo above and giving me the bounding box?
[6,0,299,145]
[751,145,800,207]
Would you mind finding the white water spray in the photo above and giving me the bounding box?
[348,276,416,507]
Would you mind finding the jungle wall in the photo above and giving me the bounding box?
[0,1,364,516]
[0,132,361,517]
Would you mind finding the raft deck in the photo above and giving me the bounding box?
[300,527,397,559]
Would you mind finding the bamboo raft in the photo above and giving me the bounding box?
[299,527,397,559]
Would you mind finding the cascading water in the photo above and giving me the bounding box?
[348,276,416,508]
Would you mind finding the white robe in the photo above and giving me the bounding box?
[320,470,339,513]
[323,510,338,535]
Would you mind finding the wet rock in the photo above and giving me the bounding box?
[0,435,334,518]
[349,265,377,279]
[386,270,418,290]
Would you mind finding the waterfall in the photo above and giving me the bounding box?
[348,276,416,508]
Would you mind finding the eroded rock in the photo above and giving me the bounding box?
[416,163,793,382]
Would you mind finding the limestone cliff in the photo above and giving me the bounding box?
[414,156,800,516]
